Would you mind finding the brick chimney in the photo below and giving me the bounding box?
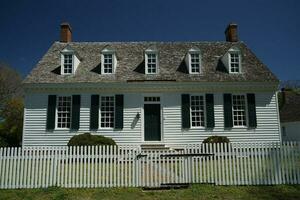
[60,22,72,43]
[225,23,238,42]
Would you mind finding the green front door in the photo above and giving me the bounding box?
[144,104,161,141]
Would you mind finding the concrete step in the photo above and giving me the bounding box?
[141,144,170,150]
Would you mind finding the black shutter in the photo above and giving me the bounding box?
[71,95,81,130]
[90,95,99,130]
[181,94,190,129]
[206,94,215,128]
[247,93,257,128]
[46,95,56,131]
[115,94,124,129]
[224,93,233,128]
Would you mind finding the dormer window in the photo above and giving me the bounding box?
[101,47,117,74]
[145,47,158,74]
[60,46,80,75]
[221,46,242,74]
[186,48,201,74]
[229,52,240,73]
[190,53,200,73]
[146,53,157,74]
[103,54,113,73]
[63,54,73,74]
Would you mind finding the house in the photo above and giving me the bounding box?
[280,89,300,141]
[22,23,281,147]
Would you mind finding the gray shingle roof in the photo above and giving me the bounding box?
[23,41,279,84]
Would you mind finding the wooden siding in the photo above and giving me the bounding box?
[23,92,280,147]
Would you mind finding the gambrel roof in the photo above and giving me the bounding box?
[23,41,278,84]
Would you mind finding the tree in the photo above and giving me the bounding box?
[0,98,24,146]
[0,62,23,111]
[0,62,23,146]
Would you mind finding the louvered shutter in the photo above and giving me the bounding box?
[247,93,257,128]
[115,94,124,129]
[71,95,81,130]
[181,94,190,129]
[46,95,56,131]
[206,94,215,128]
[223,93,233,128]
[90,95,99,130]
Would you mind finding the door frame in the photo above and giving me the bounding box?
[141,94,164,143]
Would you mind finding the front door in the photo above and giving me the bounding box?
[144,104,161,141]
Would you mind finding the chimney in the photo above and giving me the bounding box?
[60,22,72,43]
[225,23,238,42]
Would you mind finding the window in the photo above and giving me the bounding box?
[63,54,73,74]
[144,96,160,102]
[100,96,115,128]
[57,96,72,128]
[229,53,240,73]
[190,53,200,73]
[146,53,157,74]
[103,54,113,74]
[190,95,205,127]
[232,95,247,126]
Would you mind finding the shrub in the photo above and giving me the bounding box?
[203,136,230,144]
[0,136,9,147]
[67,133,116,146]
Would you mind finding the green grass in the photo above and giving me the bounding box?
[0,184,299,200]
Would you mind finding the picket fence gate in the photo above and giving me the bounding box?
[0,142,299,189]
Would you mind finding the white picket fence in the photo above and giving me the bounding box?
[0,142,299,189]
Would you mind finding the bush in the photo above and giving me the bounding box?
[67,133,116,146]
[0,136,9,147]
[203,136,230,144]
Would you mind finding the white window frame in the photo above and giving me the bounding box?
[101,48,117,74]
[61,53,74,75]
[232,94,248,127]
[145,50,158,74]
[101,53,116,74]
[188,49,201,74]
[99,95,115,129]
[228,50,241,74]
[190,94,206,128]
[55,95,72,129]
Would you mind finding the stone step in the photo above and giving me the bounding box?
[141,144,170,150]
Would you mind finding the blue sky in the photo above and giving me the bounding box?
[0,0,299,81]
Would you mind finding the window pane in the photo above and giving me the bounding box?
[190,95,205,127]
[63,54,73,74]
[57,96,72,128]
[232,95,246,126]
[190,53,200,73]
[147,53,157,74]
[103,54,113,74]
[100,96,115,128]
[230,53,240,73]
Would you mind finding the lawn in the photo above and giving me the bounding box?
[0,184,299,200]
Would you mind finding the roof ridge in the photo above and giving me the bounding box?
[54,41,244,44]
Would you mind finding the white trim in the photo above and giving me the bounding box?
[187,48,201,74]
[60,53,75,75]
[101,53,116,74]
[231,94,248,128]
[55,95,72,130]
[228,49,242,74]
[145,51,159,74]
[99,95,115,129]
[189,94,206,128]
[141,94,164,143]
[275,91,282,142]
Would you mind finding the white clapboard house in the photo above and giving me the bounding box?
[22,23,281,147]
